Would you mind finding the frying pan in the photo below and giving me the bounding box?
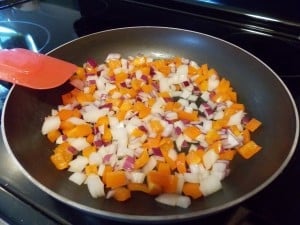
[1,27,299,223]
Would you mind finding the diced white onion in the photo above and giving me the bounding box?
[41,115,60,135]
[68,156,89,172]
[68,172,86,185]
[155,193,191,208]
[81,105,109,123]
[105,53,121,61]
[207,74,219,91]
[129,171,146,183]
[168,149,178,161]
[66,117,87,125]
[203,149,219,170]
[55,135,64,144]
[183,172,200,183]
[142,156,157,174]
[201,91,210,102]
[67,137,90,151]
[199,174,222,196]
[86,174,105,198]
[227,110,244,126]
[89,152,102,165]
[176,173,185,194]
[98,164,106,176]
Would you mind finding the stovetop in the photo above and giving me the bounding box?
[0,1,300,224]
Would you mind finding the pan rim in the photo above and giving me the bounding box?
[1,26,299,223]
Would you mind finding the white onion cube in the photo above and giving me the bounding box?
[68,172,87,185]
[199,174,222,196]
[155,193,191,208]
[41,115,60,135]
[86,174,105,198]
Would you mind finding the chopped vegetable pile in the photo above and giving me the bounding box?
[41,53,262,208]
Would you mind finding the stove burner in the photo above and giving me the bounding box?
[0,20,50,52]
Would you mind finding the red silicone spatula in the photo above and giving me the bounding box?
[0,48,78,89]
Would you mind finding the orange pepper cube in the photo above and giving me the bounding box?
[238,141,262,159]
[183,126,201,140]
[182,182,203,199]
[113,187,131,202]
[105,171,128,188]
[245,118,262,132]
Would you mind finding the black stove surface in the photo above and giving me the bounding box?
[0,1,300,225]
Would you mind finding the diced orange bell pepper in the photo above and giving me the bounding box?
[147,170,177,194]
[47,129,61,143]
[127,183,149,194]
[157,162,171,175]
[134,148,149,169]
[51,143,73,170]
[219,149,236,161]
[245,118,262,132]
[76,92,95,103]
[58,109,74,121]
[176,152,187,173]
[186,150,204,165]
[86,133,94,144]
[61,92,75,105]
[112,187,131,202]
[150,120,164,135]
[60,120,76,130]
[131,127,145,138]
[82,145,96,158]
[85,164,98,175]
[96,116,109,127]
[64,124,92,138]
[50,153,69,170]
[237,141,262,159]
[101,165,113,185]
[106,171,128,188]
[182,182,203,199]
[183,126,201,140]
[141,84,154,93]
[115,71,128,83]
[242,129,251,144]
[177,110,198,121]
[102,126,112,142]
[205,129,220,145]
[107,59,121,70]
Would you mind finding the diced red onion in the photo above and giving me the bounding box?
[87,58,98,68]
[122,156,135,171]
[87,79,97,85]
[183,81,190,87]
[99,103,113,110]
[175,126,182,135]
[94,139,104,147]
[67,146,78,155]
[141,74,149,83]
[242,115,251,125]
[152,147,163,157]
[102,153,112,164]
[181,140,190,149]
[62,134,68,141]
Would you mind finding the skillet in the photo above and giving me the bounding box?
[1,26,298,223]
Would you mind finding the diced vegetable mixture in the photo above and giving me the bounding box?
[41,53,262,208]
